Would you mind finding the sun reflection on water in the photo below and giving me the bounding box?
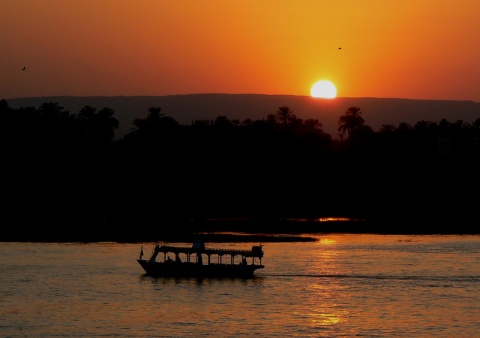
[298,236,351,329]
[319,238,337,245]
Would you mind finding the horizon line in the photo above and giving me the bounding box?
[4,94,479,104]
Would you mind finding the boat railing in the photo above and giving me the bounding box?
[154,244,263,258]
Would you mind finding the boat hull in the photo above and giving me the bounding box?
[137,260,264,279]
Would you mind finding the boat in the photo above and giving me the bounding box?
[137,240,265,278]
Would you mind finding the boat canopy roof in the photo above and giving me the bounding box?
[154,242,264,258]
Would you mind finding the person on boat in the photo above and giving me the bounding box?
[175,254,182,263]
[139,246,143,260]
[166,256,173,263]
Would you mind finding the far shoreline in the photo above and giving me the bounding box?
[3,218,479,243]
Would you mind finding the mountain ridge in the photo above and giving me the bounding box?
[5,94,480,139]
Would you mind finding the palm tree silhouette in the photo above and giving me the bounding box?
[379,124,396,133]
[132,107,163,133]
[146,107,164,122]
[78,105,96,119]
[38,102,66,119]
[95,107,119,141]
[275,106,296,127]
[131,107,179,139]
[78,105,118,143]
[338,106,365,138]
[265,114,276,125]
[303,118,323,131]
[37,102,75,141]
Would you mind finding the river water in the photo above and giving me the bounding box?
[1,234,479,337]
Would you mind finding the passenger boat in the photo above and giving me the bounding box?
[137,240,265,278]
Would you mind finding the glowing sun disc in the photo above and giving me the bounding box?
[311,80,337,98]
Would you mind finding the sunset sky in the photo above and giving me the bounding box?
[2,0,480,102]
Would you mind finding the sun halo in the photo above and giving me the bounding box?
[311,80,337,99]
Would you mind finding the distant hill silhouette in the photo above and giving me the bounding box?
[6,94,480,139]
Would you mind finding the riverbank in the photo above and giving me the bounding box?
[3,218,479,243]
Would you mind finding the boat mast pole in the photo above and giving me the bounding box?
[148,244,161,263]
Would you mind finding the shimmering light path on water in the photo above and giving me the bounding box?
[1,234,479,337]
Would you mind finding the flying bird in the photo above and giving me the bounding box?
[22,66,26,70]
[338,47,342,50]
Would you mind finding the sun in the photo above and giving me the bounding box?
[311,80,337,98]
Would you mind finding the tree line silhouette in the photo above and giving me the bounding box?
[1,98,479,240]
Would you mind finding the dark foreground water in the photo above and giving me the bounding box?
[1,234,479,337]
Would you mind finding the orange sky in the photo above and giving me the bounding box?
[2,0,480,102]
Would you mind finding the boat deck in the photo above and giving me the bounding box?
[156,244,264,258]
